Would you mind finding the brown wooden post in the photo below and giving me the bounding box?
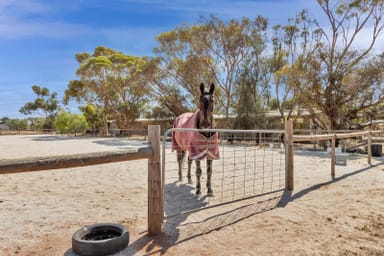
[285,119,294,191]
[331,135,336,178]
[147,125,162,235]
[367,131,372,165]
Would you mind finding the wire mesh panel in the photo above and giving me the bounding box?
[162,129,286,218]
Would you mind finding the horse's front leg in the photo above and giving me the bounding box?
[187,157,193,184]
[195,160,202,195]
[177,150,185,181]
[207,159,213,196]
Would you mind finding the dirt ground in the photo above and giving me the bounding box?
[0,135,384,256]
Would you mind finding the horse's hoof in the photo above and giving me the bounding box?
[188,178,193,184]
[207,189,213,197]
[196,189,201,195]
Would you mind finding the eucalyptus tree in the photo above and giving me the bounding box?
[19,85,59,129]
[233,16,269,129]
[297,0,384,130]
[64,46,153,132]
[268,9,320,122]
[153,15,268,126]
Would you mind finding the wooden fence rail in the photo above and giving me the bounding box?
[285,119,382,190]
[0,125,162,235]
[1,122,381,233]
[0,148,152,174]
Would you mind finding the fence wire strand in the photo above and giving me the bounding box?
[163,129,286,218]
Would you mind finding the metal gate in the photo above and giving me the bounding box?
[162,128,286,219]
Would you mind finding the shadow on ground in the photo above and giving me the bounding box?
[64,160,383,256]
[293,149,368,161]
[92,139,147,148]
[31,135,92,141]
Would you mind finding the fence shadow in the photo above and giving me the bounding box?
[129,161,384,255]
[277,161,384,208]
[82,186,279,255]
[64,161,383,256]
[293,149,368,161]
[115,190,284,255]
[166,192,282,245]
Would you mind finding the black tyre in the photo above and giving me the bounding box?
[72,223,129,256]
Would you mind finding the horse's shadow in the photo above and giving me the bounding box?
[65,160,383,255]
[116,184,284,255]
[102,181,208,255]
[164,181,209,218]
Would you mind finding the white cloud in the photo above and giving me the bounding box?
[0,0,53,39]
[0,0,51,17]
[0,19,91,39]
[1,0,382,52]
[0,0,316,40]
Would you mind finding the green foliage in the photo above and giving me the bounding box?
[153,15,268,123]
[233,77,267,129]
[28,117,46,130]
[79,104,103,130]
[145,106,175,120]
[65,46,154,130]
[53,5,382,131]
[295,0,384,129]
[268,98,279,110]
[19,85,59,129]
[54,110,89,134]
[1,117,28,130]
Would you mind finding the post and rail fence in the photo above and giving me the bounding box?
[0,125,162,235]
[284,119,382,188]
[0,122,382,234]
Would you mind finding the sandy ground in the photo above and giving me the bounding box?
[0,134,384,256]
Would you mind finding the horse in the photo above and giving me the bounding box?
[172,83,219,196]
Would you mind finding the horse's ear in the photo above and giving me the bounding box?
[209,83,215,94]
[200,83,205,94]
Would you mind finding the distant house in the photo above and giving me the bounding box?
[0,123,10,130]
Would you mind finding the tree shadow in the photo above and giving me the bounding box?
[91,139,147,148]
[31,135,91,141]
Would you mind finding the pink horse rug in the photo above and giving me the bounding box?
[172,111,220,161]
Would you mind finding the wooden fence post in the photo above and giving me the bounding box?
[331,135,336,178]
[285,119,294,191]
[148,125,162,235]
[367,131,372,165]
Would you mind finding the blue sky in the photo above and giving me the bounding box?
[0,0,343,119]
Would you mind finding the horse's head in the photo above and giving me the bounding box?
[197,83,215,129]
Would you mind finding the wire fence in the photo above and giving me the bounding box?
[162,129,286,218]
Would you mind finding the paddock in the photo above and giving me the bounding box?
[0,125,383,255]
[162,128,286,219]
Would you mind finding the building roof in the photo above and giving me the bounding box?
[0,123,10,130]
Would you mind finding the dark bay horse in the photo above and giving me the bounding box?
[172,83,219,196]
